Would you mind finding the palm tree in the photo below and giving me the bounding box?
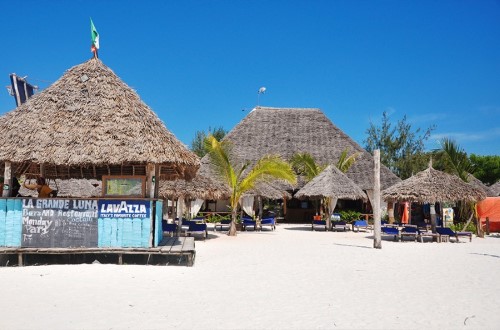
[337,149,360,173]
[204,135,296,236]
[434,138,478,234]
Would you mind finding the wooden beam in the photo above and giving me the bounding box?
[2,161,12,197]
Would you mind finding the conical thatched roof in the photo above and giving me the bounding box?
[0,58,199,180]
[382,166,487,203]
[467,174,496,197]
[158,175,230,200]
[490,181,500,197]
[199,107,400,191]
[243,181,292,199]
[295,165,367,200]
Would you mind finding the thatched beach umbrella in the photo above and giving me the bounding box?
[491,181,500,197]
[382,166,487,232]
[295,165,367,228]
[0,58,199,188]
[382,166,487,204]
[295,165,367,201]
[467,174,496,197]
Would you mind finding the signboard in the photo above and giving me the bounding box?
[21,199,98,248]
[102,175,146,198]
[98,199,150,219]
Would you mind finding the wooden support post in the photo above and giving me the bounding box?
[388,202,395,224]
[118,254,123,265]
[373,149,382,249]
[146,163,156,198]
[18,253,23,266]
[2,161,12,197]
[486,217,490,235]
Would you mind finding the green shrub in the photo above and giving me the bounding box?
[450,222,477,232]
[338,210,362,223]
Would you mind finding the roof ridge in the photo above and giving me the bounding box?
[253,106,321,111]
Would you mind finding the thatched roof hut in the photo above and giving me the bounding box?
[467,174,496,197]
[490,181,500,197]
[158,175,230,200]
[382,166,487,203]
[295,165,367,200]
[244,181,292,199]
[200,107,400,191]
[0,58,199,181]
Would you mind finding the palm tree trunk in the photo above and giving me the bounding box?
[228,208,238,236]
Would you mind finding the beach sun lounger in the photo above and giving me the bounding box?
[242,217,258,231]
[187,223,208,240]
[331,221,349,231]
[260,217,276,231]
[381,226,400,241]
[214,219,231,232]
[436,227,472,243]
[400,225,418,242]
[353,220,371,232]
[312,220,328,231]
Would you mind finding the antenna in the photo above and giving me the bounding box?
[257,87,266,106]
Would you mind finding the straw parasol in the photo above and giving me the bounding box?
[490,181,500,197]
[294,165,367,200]
[0,58,199,181]
[382,166,487,204]
[243,181,292,199]
[158,175,230,200]
[466,174,496,197]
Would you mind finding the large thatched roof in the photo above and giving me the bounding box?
[243,181,292,199]
[200,107,400,191]
[382,166,487,203]
[0,58,199,180]
[158,175,230,200]
[295,165,367,200]
[490,181,500,197]
[20,178,101,198]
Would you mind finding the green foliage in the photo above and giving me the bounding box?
[469,154,500,186]
[190,126,227,157]
[336,148,360,173]
[338,210,362,223]
[433,138,473,181]
[450,221,476,233]
[290,153,325,181]
[205,214,230,223]
[364,110,435,179]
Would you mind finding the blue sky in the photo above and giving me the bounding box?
[2,0,499,155]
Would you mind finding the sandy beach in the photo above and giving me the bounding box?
[1,224,499,330]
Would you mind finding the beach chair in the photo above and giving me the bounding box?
[214,219,231,232]
[242,217,258,231]
[400,225,418,242]
[352,219,370,232]
[331,221,349,231]
[260,217,276,231]
[162,221,177,237]
[436,227,472,243]
[187,223,208,240]
[381,226,400,241]
[312,219,328,231]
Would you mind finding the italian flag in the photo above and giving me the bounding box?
[90,18,99,53]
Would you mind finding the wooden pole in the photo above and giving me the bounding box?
[373,150,382,249]
[2,161,12,197]
[146,163,155,198]
[485,217,490,235]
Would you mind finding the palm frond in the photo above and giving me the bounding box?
[337,148,360,173]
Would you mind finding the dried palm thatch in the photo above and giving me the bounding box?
[20,178,101,198]
[382,166,487,203]
[466,174,496,197]
[158,175,230,200]
[199,107,400,191]
[0,58,199,180]
[243,181,292,199]
[294,165,367,200]
[490,180,500,197]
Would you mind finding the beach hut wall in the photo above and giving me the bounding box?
[0,58,199,180]
[199,107,400,191]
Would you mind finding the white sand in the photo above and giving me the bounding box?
[1,224,500,330]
